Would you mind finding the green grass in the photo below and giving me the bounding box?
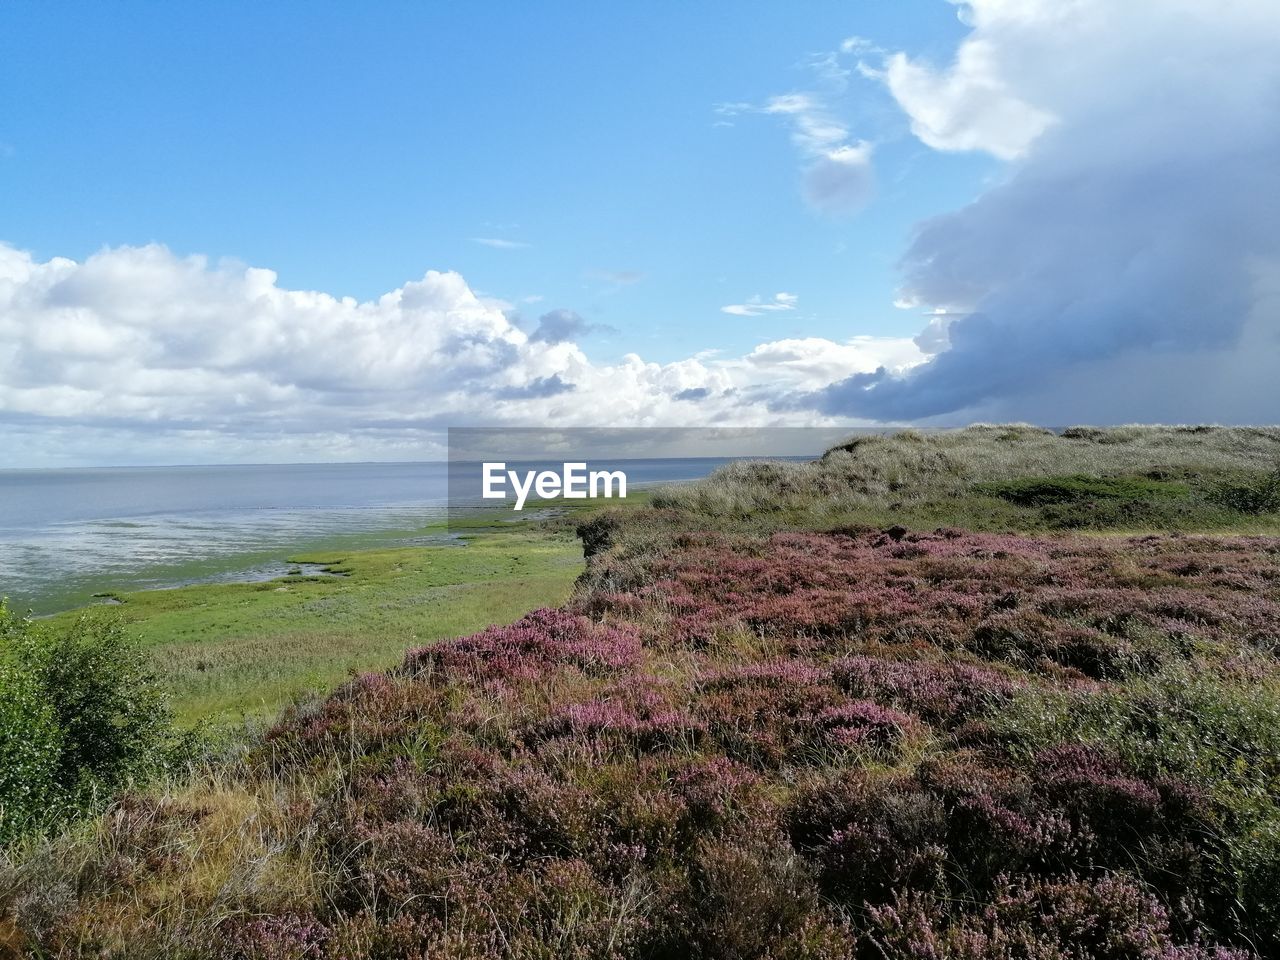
[44,525,586,729]
[976,473,1190,507]
[970,471,1247,530]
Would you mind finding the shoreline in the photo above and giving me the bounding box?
[36,517,583,729]
[1,472,704,617]
[31,497,645,730]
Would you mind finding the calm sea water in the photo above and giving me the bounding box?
[0,457,781,613]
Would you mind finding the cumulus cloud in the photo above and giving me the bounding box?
[0,243,924,464]
[744,336,925,385]
[818,0,1280,424]
[721,292,799,317]
[674,387,711,402]
[878,42,1054,159]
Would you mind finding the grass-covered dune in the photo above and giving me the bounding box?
[647,423,1280,533]
[4,425,1280,959]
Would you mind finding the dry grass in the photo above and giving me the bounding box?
[652,424,1280,530]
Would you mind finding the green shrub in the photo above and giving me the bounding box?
[976,473,1188,508]
[990,666,1280,945]
[0,661,61,841]
[1210,466,1280,515]
[0,601,180,843]
[972,473,1205,529]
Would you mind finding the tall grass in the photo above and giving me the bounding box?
[651,424,1280,530]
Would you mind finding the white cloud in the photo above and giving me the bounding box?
[840,36,880,55]
[803,51,853,89]
[800,142,874,217]
[881,42,1055,159]
[719,59,876,218]
[471,237,530,250]
[721,292,799,317]
[740,335,924,383]
[0,244,923,464]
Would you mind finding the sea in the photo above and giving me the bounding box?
[0,457,798,614]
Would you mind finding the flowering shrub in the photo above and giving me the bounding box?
[403,607,642,682]
[534,687,704,753]
[831,655,1021,724]
[221,529,1280,955]
[868,874,1252,960]
[6,526,1278,957]
[814,701,916,754]
[610,529,1280,683]
[216,913,330,960]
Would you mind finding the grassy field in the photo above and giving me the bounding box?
[42,524,587,729]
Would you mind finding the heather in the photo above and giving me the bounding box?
[5,518,1279,957]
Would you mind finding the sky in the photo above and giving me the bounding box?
[1,0,1278,466]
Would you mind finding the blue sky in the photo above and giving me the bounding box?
[1,1,1277,465]
[2,1,989,363]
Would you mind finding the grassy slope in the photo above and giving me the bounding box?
[43,527,586,728]
[647,423,1280,534]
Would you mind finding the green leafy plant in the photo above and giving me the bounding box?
[0,601,181,843]
[0,661,61,842]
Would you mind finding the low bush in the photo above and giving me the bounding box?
[0,602,181,843]
[990,666,1280,945]
[976,474,1189,508]
[868,873,1251,960]
[0,658,61,842]
[1210,466,1280,515]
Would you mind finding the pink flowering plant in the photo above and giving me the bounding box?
[8,513,1280,957]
